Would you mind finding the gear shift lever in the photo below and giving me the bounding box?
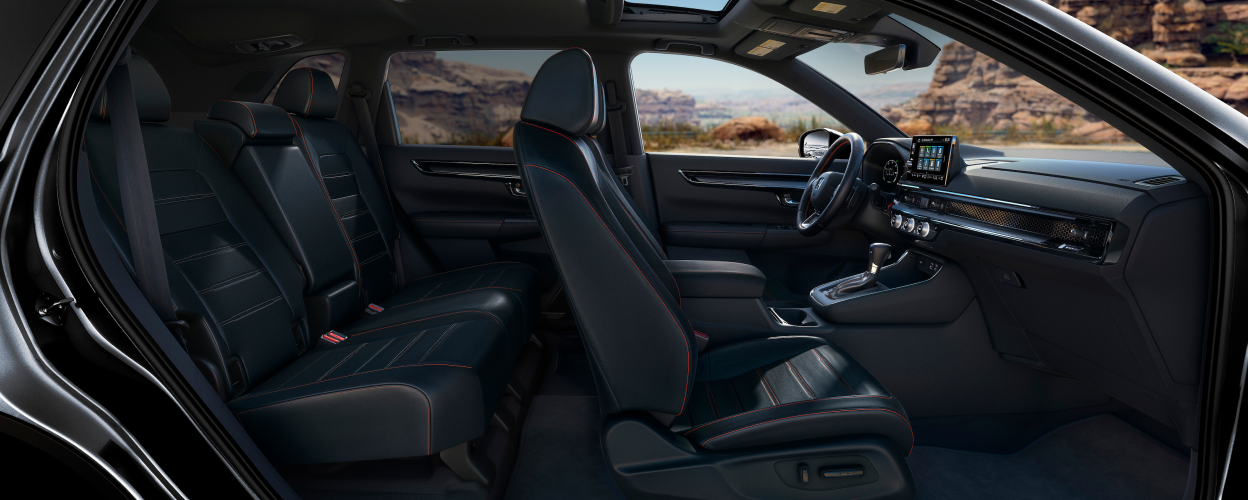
[825,243,892,299]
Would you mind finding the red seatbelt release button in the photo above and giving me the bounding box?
[321,331,346,344]
[365,304,385,315]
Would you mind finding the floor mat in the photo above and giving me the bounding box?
[502,395,625,500]
[908,414,1189,500]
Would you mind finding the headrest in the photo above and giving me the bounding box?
[90,54,171,122]
[273,67,338,118]
[206,101,296,140]
[520,49,603,136]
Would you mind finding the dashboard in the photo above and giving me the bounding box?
[852,136,1209,447]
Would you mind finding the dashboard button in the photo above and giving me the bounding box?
[890,214,903,228]
[902,218,915,232]
[919,221,931,237]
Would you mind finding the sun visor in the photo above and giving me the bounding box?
[733,32,824,60]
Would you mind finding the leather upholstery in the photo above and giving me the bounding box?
[665,260,767,298]
[199,98,538,360]
[675,336,912,453]
[90,55,170,122]
[83,63,523,464]
[515,49,911,454]
[273,66,339,118]
[519,49,603,136]
[206,100,296,140]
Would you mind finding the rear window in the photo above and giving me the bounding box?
[264,53,344,105]
[385,50,558,145]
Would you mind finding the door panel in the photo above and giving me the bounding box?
[381,144,556,290]
[647,152,870,294]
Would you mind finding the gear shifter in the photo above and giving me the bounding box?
[825,243,892,300]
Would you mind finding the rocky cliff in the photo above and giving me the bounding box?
[386,52,533,144]
[635,89,698,125]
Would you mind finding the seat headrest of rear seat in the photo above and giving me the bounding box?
[206,101,296,140]
[273,67,339,118]
[520,49,604,137]
[89,54,171,122]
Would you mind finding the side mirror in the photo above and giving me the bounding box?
[798,128,843,158]
[864,44,906,75]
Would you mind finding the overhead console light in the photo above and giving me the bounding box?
[232,34,304,54]
[788,0,880,23]
[759,18,853,42]
[734,32,814,60]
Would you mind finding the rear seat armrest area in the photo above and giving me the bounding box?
[664,260,767,299]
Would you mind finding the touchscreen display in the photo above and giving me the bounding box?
[906,135,957,186]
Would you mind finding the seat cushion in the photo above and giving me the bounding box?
[672,336,912,454]
[376,262,539,355]
[227,316,510,465]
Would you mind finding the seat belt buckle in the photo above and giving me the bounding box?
[364,303,386,315]
[319,331,347,347]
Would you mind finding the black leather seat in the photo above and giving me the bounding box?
[271,68,538,348]
[83,56,515,465]
[194,100,533,361]
[513,49,913,499]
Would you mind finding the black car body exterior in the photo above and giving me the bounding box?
[0,1,1245,499]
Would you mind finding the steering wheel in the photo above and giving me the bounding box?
[796,132,865,237]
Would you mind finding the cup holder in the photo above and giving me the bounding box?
[769,307,819,327]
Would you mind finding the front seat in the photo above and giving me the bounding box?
[513,49,915,500]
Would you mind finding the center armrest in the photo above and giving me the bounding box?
[664,260,767,299]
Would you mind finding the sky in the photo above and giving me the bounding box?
[626,0,731,11]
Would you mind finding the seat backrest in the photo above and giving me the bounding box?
[272,68,402,305]
[513,49,695,416]
[195,100,366,335]
[83,56,309,396]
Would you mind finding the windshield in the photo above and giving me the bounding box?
[797,16,1165,166]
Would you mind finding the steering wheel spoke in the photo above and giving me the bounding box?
[795,133,865,236]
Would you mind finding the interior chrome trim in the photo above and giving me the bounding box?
[678,169,809,191]
[768,308,820,327]
[411,160,520,180]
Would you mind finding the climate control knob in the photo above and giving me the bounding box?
[902,217,916,232]
[890,214,903,228]
[919,221,932,237]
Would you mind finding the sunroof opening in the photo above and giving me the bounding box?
[625,0,732,12]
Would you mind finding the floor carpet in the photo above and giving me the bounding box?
[908,414,1189,500]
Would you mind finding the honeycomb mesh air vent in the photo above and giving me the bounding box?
[1135,176,1183,187]
[942,200,1111,247]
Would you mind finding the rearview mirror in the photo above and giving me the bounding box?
[798,128,844,158]
[864,44,906,75]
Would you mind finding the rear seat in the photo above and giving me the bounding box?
[194,100,534,361]
[82,55,516,465]
[268,67,539,357]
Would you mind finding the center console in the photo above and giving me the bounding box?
[807,249,974,324]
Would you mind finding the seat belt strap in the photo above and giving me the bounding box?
[604,82,633,185]
[348,83,445,279]
[107,51,178,325]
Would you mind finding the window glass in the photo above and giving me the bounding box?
[385,50,558,145]
[630,53,841,157]
[626,0,731,11]
[264,53,344,105]
[797,16,1165,165]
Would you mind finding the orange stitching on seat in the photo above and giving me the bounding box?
[680,394,895,434]
[526,162,691,414]
[698,407,914,454]
[814,349,854,394]
[756,368,778,406]
[787,360,815,399]
[236,384,435,455]
[289,114,364,298]
[224,101,259,138]
[347,310,500,336]
[231,362,472,402]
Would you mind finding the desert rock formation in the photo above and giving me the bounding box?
[386,52,532,144]
[635,89,698,125]
[711,117,785,141]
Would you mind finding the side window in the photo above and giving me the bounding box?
[630,53,842,157]
[385,50,558,145]
[263,53,345,105]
